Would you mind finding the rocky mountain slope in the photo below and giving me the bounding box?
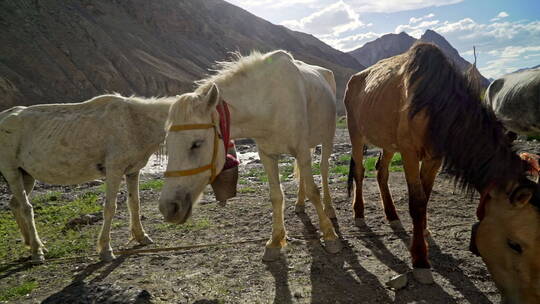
[0,0,363,112]
[348,30,489,86]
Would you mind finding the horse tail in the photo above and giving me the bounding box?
[347,156,356,197]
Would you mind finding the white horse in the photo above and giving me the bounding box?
[158,50,341,260]
[0,95,175,262]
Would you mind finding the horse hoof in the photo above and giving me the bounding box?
[389,220,403,230]
[324,239,342,254]
[137,235,154,245]
[413,268,434,284]
[217,200,227,207]
[99,250,116,262]
[31,253,45,264]
[354,218,366,227]
[386,273,408,290]
[324,207,337,219]
[262,247,281,262]
[294,204,305,214]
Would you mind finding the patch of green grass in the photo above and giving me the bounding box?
[280,163,294,181]
[0,280,38,301]
[245,168,268,183]
[527,135,540,141]
[330,165,349,176]
[0,191,103,262]
[238,177,249,185]
[31,191,62,205]
[311,163,321,176]
[336,116,347,129]
[363,153,403,177]
[238,186,257,194]
[140,179,164,191]
[156,218,212,232]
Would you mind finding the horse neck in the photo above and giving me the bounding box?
[129,97,175,137]
[216,84,267,140]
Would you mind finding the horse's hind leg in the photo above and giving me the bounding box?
[259,151,287,261]
[401,151,433,284]
[125,172,153,245]
[97,172,122,261]
[320,141,336,219]
[376,150,400,227]
[296,149,341,253]
[5,170,45,262]
[294,159,306,214]
[347,116,366,226]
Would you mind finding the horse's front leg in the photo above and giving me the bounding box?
[401,151,433,284]
[5,169,45,263]
[97,172,122,261]
[296,150,341,254]
[125,172,153,245]
[259,152,286,261]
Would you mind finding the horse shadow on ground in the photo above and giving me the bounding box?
[0,257,35,280]
[294,213,395,303]
[41,253,151,304]
[374,222,493,304]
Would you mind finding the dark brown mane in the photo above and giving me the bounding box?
[404,43,529,192]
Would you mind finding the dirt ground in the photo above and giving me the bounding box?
[1,129,539,304]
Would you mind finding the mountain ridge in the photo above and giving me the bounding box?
[0,0,363,113]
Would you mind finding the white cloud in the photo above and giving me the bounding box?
[228,0,463,13]
[322,32,387,51]
[282,1,364,36]
[395,14,438,38]
[343,0,463,13]
[490,11,510,22]
[431,18,540,78]
[410,13,435,24]
[227,0,317,9]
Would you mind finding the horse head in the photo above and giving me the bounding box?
[158,84,226,224]
[472,178,540,303]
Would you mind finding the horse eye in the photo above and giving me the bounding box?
[507,239,523,254]
[191,140,203,150]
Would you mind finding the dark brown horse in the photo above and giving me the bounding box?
[345,43,540,303]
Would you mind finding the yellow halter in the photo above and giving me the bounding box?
[163,116,221,184]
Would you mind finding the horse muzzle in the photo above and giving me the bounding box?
[469,221,481,256]
[158,193,193,224]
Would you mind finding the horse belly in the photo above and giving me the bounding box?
[19,146,104,185]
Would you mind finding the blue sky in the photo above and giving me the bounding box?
[225,0,540,79]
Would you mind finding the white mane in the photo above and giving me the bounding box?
[195,50,293,94]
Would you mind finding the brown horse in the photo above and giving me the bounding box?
[345,43,540,303]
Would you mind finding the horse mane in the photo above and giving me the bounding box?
[195,50,293,94]
[404,42,529,193]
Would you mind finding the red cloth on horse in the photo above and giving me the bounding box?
[216,101,239,170]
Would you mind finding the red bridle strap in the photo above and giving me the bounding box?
[163,100,232,184]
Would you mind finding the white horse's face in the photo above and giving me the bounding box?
[159,84,225,224]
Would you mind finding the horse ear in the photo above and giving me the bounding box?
[204,83,220,111]
[510,186,533,208]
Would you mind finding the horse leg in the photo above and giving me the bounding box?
[401,151,433,284]
[376,150,401,228]
[259,152,287,261]
[9,172,36,246]
[347,116,366,226]
[5,169,45,263]
[294,159,306,214]
[320,141,336,219]
[296,150,341,253]
[419,158,442,237]
[97,172,122,261]
[125,172,153,245]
